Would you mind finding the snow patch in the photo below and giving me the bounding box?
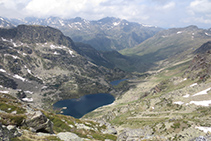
[50,44,67,49]
[1,37,8,42]
[4,54,20,59]
[173,101,184,105]
[54,51,60,55]
[192,87,211,97]
[24,91,33,94]
[41,86,47,89]
[190,100,211,106]
[0,91,9,94]
[22,53,27,56]
[205,32,211,36]
[196,126,211,133]
[190,83,197,87]
[68,49,73,55]
[13,74,26,81]
[12,42,17,47]
[142,24,154,27]
[27,69,32,74]
[59,20,64,26]
[0,69,6,73]
[22,97,33,102]
[74,22,82,26]
[113,22,120,26]
[177,31,182,34]
[183,94,190,98]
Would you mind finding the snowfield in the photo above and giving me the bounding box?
[173,101,184,105]
[183,94,190,98]
[22,97,33,102]
[190,100,211,107]
[190,83,197,87]
[196,126,211,133]
[0,91,9,94]
[192,87,211,97]
[13,74,26,81]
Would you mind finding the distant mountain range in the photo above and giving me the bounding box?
[0,16,162,51]
[0,16,211,73]
[120,25,211,72]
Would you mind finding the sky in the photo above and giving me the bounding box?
[0,0,211,28]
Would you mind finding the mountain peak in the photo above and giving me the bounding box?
[98,17,121,24]
[185,25,199,30]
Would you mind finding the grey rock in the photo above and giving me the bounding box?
[0,123,21,141]
[103,126,117,135]
[192,136,211,141]
[117,128,153,141]
[57,132,84,141]
[7,125,21,137]
[25,111,54,134]
[195,136,207,141]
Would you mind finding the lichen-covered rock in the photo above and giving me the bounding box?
[0,123,21,141]
[117,128,153,141]
[191,136,211,141]
[25,111,54,134]
[57,132,84,141]
[100,121,117,135]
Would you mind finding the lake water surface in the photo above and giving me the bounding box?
[53,93,115,118]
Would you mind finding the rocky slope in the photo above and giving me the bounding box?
[83,42,211,140]
[0,93,118,140]
[0,17,14,29]
[5,16,162,51]
[0,25,128,110]
[120,25,211,72]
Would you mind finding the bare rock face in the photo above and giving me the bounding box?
[57,132,84,141]
[0,123,21,141]
[117,128,153,141]
[25,111,54,134]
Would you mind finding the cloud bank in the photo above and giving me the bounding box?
[0,0,210,28]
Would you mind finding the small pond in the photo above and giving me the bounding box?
[110,79,127,86]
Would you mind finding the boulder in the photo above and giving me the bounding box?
[117,128,153,141]
[57,132,84,141]
[25,111,54,134]
[0,123,21,141]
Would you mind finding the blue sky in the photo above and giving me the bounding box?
[0,0,210,28]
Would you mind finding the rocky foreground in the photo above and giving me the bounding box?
[0,92,119,140]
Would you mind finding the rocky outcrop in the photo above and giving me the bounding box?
[185,42,211,81]
[24,111,54,134]
[0,123,21,141]
[117,128,153,141]
[191,136,211,141]
[57,132,84,141]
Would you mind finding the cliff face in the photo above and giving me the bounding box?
[185,41,211,81]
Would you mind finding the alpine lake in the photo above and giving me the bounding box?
[53,79,127,118]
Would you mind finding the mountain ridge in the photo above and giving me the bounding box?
[1,16,163,51]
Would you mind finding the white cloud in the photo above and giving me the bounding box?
[186,0,211,26]
[162,2,175,9]
[189,0,211,13]
[0,0,210,28]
